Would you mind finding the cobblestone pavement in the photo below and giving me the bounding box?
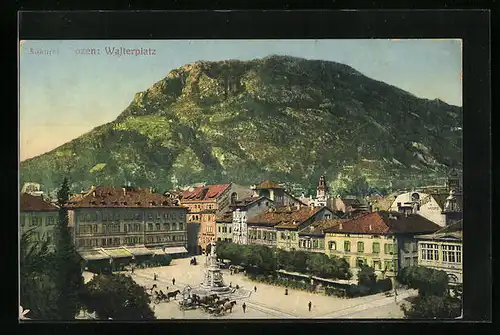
[101,256,417,319]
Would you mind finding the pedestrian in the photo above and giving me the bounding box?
[242,302,246,313]
[285,288,288,295]
[172,278,176,286]
[254,286,257,293]
[308,301,312,312]
[131,267,134,274]
[153,273,157,281]
[229,282,232,287]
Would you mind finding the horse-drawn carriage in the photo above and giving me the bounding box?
[177,289,237,316]
[152,289,181,304]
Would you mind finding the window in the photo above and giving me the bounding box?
[421,243,439,261]
[148,213,153,220]
[356,258,365,267]
[344,241,351,252]
[403,241,411,252]
[373,260,381,270]
[156,213,161,220]
[372,242,380,254]
[257,230,262,239]
[163,223,168,231]
[291,233,296,241]
[384,260,394,271]
[229,227,231,234]
[172,213,177,220]
[135,213,142,220]
[103,213,108,221]
[93,224,98,233]
[325,214,331,219]
[357,241,364,253]
[384,243,395,255]
[31,217,38,226]
[47,216,55,225]
[281,232,285,240]
[156,223,161,231]
[328,241,337,250]
[148,223,153,231]
[442,245,461,263]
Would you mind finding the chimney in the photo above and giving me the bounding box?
[295,202,301,210]
[339,223,343,230]
[92,191,96,197]
[369,224,372,231]
[122,187,126,196]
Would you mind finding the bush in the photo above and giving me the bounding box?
[375,278,393,293]
[401,294,462,319]
[397,266,449,297]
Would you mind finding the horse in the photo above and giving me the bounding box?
[221,301,237,313]
[216,298,230,306]
[166,290,181,301]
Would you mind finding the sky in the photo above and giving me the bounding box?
[19,39,462,161]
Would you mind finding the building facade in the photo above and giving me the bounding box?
[275,206,335,251]
[298,219,348,254]
[231,196,274,245]
[65,186,188,262]
[181,183,253,253]
[215,211,233,242]
[20,193,59,249]
[324,211,441,278]
[416,220,463,285]
[251,180,305,208]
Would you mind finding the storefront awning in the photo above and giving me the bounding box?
[123,246,154,257]
[101,247,133,259]
[163,246,188,255]
[78,249,110,261]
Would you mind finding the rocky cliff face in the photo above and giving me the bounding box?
[20,55,462,193]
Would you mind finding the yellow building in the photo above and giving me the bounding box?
[298,219,348,253]
[247,204,334,251]
[275,206,334,251]
[215,211,233,242]
[416,220,463,285]
[324,211,441,279]
[20,193,59,249]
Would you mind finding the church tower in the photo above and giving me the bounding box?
[315,175,329,207]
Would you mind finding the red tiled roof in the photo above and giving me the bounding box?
[248,205,325,229]
[20,193,59,211]
[254,180,283,189]
[181,184,231,201]
[66,186,182,208]
[323,211,441,235]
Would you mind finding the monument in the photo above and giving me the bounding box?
[198,242,234,294]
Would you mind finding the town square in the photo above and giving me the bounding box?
[19,36,469,321]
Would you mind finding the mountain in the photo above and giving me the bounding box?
[20,55,462,193]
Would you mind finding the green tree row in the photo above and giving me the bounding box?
[215,241,352,280]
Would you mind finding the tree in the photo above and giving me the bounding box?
[81,274,155,320]
[19,228,60,319]
[53,177,85,320]
[401,294,462,319]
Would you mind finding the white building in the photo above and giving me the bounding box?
[231,196,274,245]
[416,220,463,285]
[389,191,448,227]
